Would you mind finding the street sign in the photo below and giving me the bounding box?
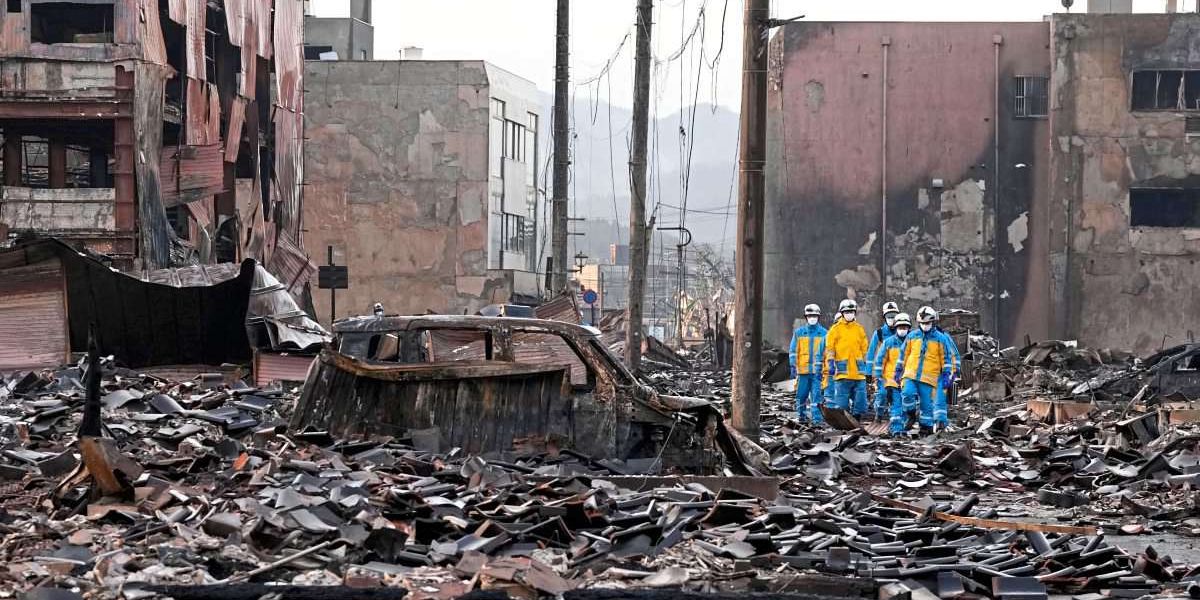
[582,289,598,305]
[318,265,348,289]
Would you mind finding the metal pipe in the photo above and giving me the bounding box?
[880,36,890,300]
[993,35,1003,340]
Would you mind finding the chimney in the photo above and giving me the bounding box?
[401,46,424,60]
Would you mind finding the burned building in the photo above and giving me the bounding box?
[0,0,306,277]
[303,60,543,322]
[766,11,1200,354]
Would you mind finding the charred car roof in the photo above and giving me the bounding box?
[332,314,602,337]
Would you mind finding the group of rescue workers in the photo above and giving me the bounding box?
[788,299,959,436]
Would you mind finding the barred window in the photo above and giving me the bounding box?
[1014,76,1048,118]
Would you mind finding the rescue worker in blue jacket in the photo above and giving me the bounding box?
[866,301,900,419]
[873,312,912,435]
[788,304,826,423]
[893,306,956,435]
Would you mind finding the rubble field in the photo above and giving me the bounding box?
[2,336,1200,600]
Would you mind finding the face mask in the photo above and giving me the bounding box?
[920,323,933,332]
[806,316,819,326]
[896,327,909,338]
[843,312,857,322]
[885,315,896,327]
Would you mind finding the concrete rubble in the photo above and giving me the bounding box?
[0,329,1198,600]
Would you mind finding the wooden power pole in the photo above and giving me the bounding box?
[550,0,571,294]
[732,0,769,438]
[625,0,653,372]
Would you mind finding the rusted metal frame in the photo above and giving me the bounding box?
[319,349,571,383]
[0,101,131,119]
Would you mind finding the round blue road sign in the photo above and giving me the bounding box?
[582,289,598,305]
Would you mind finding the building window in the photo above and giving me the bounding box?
[526,113,538,187]
[303,45,333,60]
[490,98,505,179]
[30,2,114,44]
[1130,188,1200,228]
[8,0,22,13]
[165,206,191,240]
[1131,70,1200,111]
[505,120,527,163]
[1014,76,1048,118]
[502,213,526,254]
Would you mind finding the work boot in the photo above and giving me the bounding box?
[919,425,934,437]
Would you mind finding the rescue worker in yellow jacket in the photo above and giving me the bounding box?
[892,306,956,434]
[823,299,870,417]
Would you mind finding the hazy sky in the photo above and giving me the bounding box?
[310,0,1193,110]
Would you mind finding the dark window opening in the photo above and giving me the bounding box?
[204,6,219,83]
[165,205,190,240]
[0,123,114,188]
[235,143,255,178]
[502,213,526,254]
[1130,188,1200,228]
[8,0,22,13]
[1014,76,1048,118]
[1132,70,1200,111]
[162,121,181,147]
[303,45,334,60]
[30,3,114,44]
[160,4,185,106]
[19,137,49,188]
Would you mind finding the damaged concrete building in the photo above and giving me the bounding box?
[766,10,1200,354]
[303,60,544,322]
[0,0,307,277]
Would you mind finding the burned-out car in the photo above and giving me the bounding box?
[292,315,753,474]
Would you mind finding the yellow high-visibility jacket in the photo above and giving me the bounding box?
[894,328,955,387]
[823,319,869,382]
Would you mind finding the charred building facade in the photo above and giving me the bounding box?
[766,13,1200,354]
[0,0,306,279]
[303,60,543,322]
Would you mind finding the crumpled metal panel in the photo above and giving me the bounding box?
[168,0,186,23]
[224,0,245,47]
[0,239,255,368]
[266,233,316,294]
[534,293,583,325]
[273,108,303,238]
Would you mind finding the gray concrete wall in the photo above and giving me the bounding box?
[304,17,372,60]
[1049,13,1200,354]
[303,60,512,322]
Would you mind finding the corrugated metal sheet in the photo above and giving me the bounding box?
[168,0,186,24]
[274,0,303,111]
[255,0,272,59]
[135,263,243,287]
[225,0,245,48]
[240,14,257,98]
[534,294,582,325]
[273,109,303,238]
[0,257,67,371]
[254,351,315,387]
[185,0,206,80]
[206,82,221,142]
[160,143,226,205]
[185,77,207,144]
[266,233,316,294]
[133,63,173,269]
[139,0,169,65]
[225,97,247,164]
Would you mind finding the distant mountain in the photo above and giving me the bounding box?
[537,92,740,261]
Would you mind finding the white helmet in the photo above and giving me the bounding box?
[881,301,900,316]
[916,306,938,324]
[893,312,912,328]
[837,299,858,314]
[803,303,821,317]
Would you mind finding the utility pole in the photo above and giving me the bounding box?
[731,0,769,438]
[625,0,653,371]
[551,0,570,294]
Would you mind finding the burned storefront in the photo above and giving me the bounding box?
[0,0,307,281]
